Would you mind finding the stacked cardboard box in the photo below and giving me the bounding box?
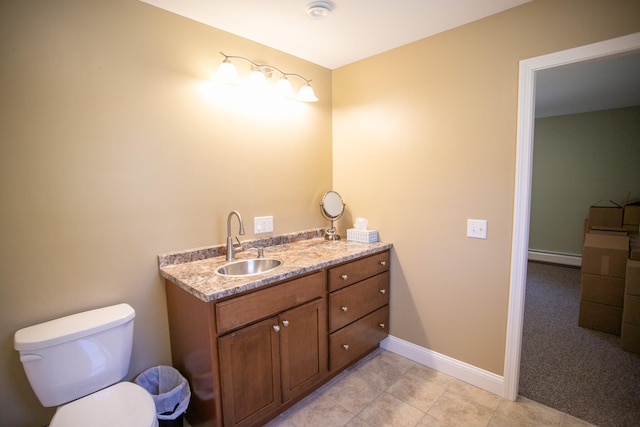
[580,201,640,349]
[579,233,629,334]
[621,260,640,353]
[631,233,640,261]
[589,204,623,229]
[621,208,640,353]
[623,200,640,229]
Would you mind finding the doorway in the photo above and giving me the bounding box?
[503,32,640,401]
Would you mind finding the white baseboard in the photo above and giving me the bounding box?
[528,250,581,267]
[380,335,507,398]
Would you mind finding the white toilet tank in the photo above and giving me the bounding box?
[14,303,136,407]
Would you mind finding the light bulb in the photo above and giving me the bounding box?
[297,83,319,102]
[276,77,296,98]
[215,59,239,85]
[248,68,267,89]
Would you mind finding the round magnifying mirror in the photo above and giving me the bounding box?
[321,191,345,219]
[320,191,345,240]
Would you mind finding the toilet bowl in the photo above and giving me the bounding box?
[14,303,158,427]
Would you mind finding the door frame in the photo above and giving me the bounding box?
[503,32,640,401]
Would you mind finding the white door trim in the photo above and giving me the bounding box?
[504,32,640,401]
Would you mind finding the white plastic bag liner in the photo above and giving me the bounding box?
[134,365,191,420]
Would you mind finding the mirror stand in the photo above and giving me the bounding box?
[320,191,345,241]
[324,219,339,240]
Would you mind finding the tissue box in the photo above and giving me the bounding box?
[347,229,379,243]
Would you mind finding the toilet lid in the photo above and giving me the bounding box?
[50,382,158,427]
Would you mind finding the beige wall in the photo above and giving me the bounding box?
[332,0,640,375]
[0,1,331,425]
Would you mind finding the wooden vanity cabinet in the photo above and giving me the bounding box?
[164,250,390,427]
[327,251,390,372]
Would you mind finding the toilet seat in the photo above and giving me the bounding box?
[50,381,158,427]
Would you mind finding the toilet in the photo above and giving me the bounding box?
[14,303,158,427]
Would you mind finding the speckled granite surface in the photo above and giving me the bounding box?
[158,229,392,302]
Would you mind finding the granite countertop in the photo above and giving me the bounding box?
[158,229,392,302]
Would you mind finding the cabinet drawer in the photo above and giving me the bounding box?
[329,271,389,332]
[329,305,389,372]
[328,251,390,292]
[216,271,324,335]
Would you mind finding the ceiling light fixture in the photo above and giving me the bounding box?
[215,52,318,102]
[306,1,332,19]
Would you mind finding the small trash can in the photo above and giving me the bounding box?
[135,365,191,427]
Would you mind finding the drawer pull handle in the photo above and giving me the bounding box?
[341,306,348,312]
[342,344,349,350]
[282,320,289,327]
[379,289,386,294]
[341,274,348,280]
[380,261,386,266]
[379,323,385,328]
[273,325,281,332]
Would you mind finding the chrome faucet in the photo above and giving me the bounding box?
[226,210,245,261]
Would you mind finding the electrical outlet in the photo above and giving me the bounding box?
[467,219,488,239]
[254,216,273,234]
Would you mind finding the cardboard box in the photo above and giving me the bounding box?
[587,228,628,236]
[623,294,640,324]
[589,205,623,228]
[621,322,640,353]
[579,300,623,335]
[578,300,622,335]
[627,259,640,296]
[582,233,630,278]
[624,224,640,233]
[580,273,625,306]
[623,200,640,226]
[630,234,640,261]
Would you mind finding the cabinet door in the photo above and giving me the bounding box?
[219,317,281,427]
[279,298,328,402]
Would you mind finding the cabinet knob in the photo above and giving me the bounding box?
[273,325,281,332]
[341,274,348,280]
[379,261,386,266]
[379,289,386,294]
[342,344,349,350]
[379,323,385,328]
[341,306,348,312]
[282,320,289,327]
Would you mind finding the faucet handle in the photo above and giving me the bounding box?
[233,236,243,250]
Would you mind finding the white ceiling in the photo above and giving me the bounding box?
[140,0,640,117]
[535,52,640,118]
[139,0,532,69]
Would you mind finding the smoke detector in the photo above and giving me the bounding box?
[306,1,332,19]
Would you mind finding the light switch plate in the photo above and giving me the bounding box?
[254,216,273,234]
[467,219,488,239]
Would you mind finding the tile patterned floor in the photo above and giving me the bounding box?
[263,349,595,427]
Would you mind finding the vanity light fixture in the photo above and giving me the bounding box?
[215,52,319,102]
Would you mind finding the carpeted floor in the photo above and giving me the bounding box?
[519,261,640,426]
